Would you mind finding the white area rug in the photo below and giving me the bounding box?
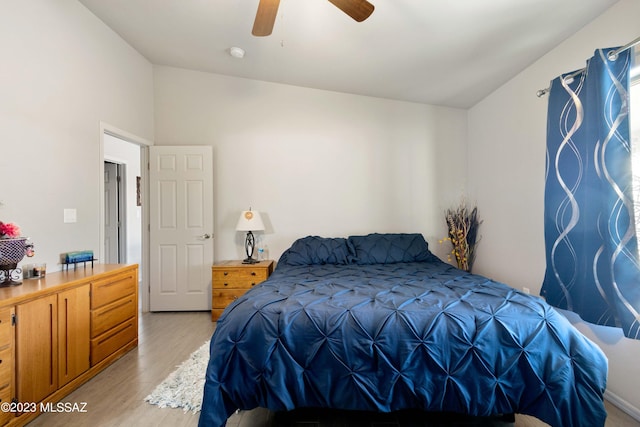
[144,340,210,413]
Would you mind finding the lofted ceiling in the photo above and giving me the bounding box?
[78,0,619,109]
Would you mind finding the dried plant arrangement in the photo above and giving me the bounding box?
[440,201,482,272]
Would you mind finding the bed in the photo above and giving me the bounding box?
[198,233,608,427]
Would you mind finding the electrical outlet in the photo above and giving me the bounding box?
[523,287,531,294]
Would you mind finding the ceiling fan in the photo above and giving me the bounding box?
[252,0,375,37]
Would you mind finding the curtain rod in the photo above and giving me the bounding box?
[536,35,640,98]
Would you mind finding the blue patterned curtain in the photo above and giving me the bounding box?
[542,47,640,339]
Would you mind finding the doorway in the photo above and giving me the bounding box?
[100,125,150,311]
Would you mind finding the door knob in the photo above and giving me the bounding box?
[198,233,212,240]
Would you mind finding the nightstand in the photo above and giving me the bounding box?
[211,260,274,321]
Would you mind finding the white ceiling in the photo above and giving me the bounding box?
[78,0,619,108]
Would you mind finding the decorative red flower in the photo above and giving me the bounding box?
[0,221,21,238]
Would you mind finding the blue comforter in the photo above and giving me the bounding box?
[199,252,607,427]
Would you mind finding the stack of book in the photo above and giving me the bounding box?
[63,250,94,263]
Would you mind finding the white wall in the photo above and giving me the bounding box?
[0,0,154,272]
[468,0,640,418]
[4,0,636,418]
[153,67,468,262]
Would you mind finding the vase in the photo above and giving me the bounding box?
[0,237,27,287]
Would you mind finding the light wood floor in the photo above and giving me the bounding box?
[27,311,640,427]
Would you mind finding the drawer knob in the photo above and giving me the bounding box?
[223,283,229,287]
[251,283,256,286]
[224,272,228,276]
[251,272,256,276]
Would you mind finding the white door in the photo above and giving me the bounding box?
[149,146,214,311]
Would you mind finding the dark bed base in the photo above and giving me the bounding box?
[272,408,516,426]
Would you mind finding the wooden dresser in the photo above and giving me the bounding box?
[0,264,138,427]
[211,260,274,321]
[0,306,15,426]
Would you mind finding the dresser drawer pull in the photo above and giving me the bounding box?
[100,299,133,314]
[97,276,134,288]
[251,272,256,276]
[224,272,228,276]
[251,283,256,286]
[224,283,229,286]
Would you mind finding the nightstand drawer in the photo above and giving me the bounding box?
[213,276,267,289]
[213,268,269,284]
[212,289,250,309]
[211,260,274,321]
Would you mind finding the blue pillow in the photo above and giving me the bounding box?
[278,236,353,266]
[348,233,434,265]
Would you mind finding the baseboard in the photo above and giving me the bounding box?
[605,390,640,422]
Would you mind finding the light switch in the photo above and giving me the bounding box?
[64,208,77,223]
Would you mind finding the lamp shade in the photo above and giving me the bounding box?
[236,210,265,232]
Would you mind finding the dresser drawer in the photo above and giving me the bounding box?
[91,270,136,309]
[0,382,10,404]
[0,307,12,350]
[91,317,137,366]
[0,383,11,424]
[0,347,11,388]
[91,295,136,338]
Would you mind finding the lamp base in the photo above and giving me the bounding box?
[243,231,258,264]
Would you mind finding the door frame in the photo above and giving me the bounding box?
[99,122,152,312]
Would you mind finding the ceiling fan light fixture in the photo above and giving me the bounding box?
[252,0,280,36]
[327,0,374,22]
[229,47,245,59]
[251,0,373,37]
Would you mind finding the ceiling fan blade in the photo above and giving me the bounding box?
[327,0,374,22]
[252,0,280,37]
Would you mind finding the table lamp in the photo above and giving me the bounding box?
[236,209,265,264]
